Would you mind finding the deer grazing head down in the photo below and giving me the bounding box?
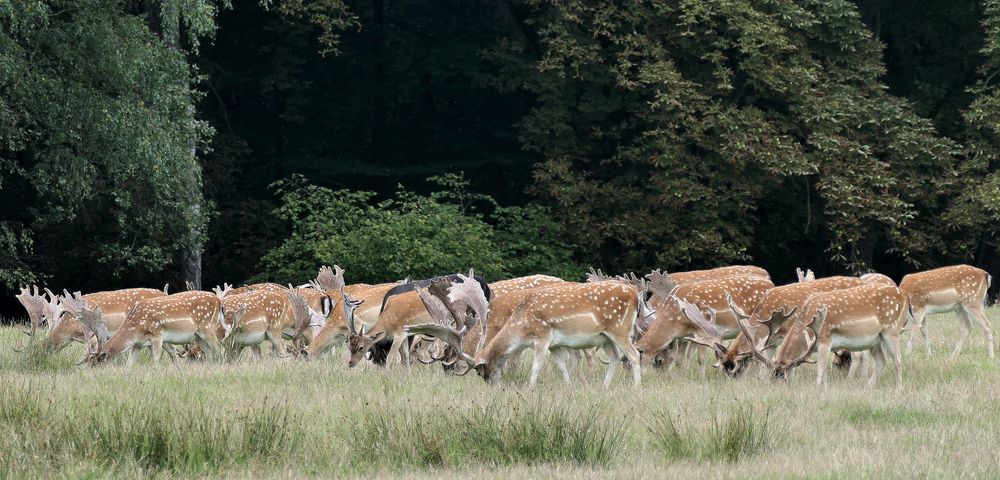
[738,307,827,381]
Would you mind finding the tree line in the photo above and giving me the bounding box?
[3,0,1000,316]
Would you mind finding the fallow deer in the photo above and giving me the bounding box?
[740,283,909,387]
[45,287,168,355]
[634,275,774,365]
[305,283,399,360]
[900,264,994,359]
[348,270,490,368]
[705,276,867,377]
[84,290,225,366]
[409,280,653,386]
[217,288,321,360]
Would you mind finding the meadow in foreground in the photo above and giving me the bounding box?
[0,309,997,479]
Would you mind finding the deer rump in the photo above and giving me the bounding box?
[378,274,492,313]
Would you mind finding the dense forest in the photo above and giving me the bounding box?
[3,0,1000,316]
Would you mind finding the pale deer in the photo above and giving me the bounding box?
[634,275,773,365]
[348,270,490,368]
[217,288,321,360]
[740,283,909,387]
[46,287,168,355]
[84,290,225,366]
[409,280,653,386]
[900,264,994,359]
[705,276,867,377]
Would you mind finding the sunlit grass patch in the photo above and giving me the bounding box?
[647,404,780,462]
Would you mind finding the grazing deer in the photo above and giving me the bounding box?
[305,283,398,360]
[410,280,653,386]
[634,275,773,365]
[347,270,489,368]
[740,283,909,387]
[214,283,331,343]
[900,265,994,359]
[217,289,321,360]
[44,288,168,354]
[83,291,225,366]
[705,276,867,377]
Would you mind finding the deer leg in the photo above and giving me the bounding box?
[964,303,995,359]
[528,338,552,386]
[607,333,641,386]
[126,345,142,367]
[906,306,930,354]
[400,336,411,367]
[951,308,974,358]
[881,333,903,389]
[582,348,594,367]
[551,347,571,384]
[150,338,164,364]
[866,344,887,388]
[382,335,404,369]
[815,341,832,387]
[601,343,621,387]
[264,328,290,359]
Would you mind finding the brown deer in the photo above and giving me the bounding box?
[409,280,653,386]
[305,283,398,360]
[704,276,867,377]
[739,283,909,387]
[83,291,225,366]
[347,270,489,368]
[217,288,320,360]
[900,265,994,359]
[45,287,168,355]
[634,275,774,366]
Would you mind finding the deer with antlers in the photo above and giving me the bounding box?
[305,282,400,360]
[900,264,994,359]
[347,270,490,368]
[36,287,168,356]
[738,282,909,387]
[698,275,867,377]
[633,275,774,366]
[409,279,653,386]
[82,290,225,366]
[215,287,322,360]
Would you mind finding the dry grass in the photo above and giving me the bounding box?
[0,309,997,478]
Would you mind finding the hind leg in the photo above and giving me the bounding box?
[607,333,641,386]
[881,333,903,388]
[264,328,290,359]
[951,309,974,358]
[866,345,887,388]
[964,303,995,359]
[528,337,552,386]
[551,347,571,384]
[601,342,622,387]
[815,341,832,387]
[906,306,930,354]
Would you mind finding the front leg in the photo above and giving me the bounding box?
[126,345,142,367]
[150,337,164,364]
[551,347,571,384]
[814,341,832,387]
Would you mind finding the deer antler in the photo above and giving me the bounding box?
[315,265,345,291]
[407,285,477,374]
[645,269,677,300]
[15,285,47,336]
[788,307,827,366]
[341,287,365,336]
[163,283,170,294]
[676,297,727,357]
[737,317,774,369]
[448,269,489,355]
[77,305,109,354]
[586,267,612,283]
[185,281,196,291]
[212,283,232,300]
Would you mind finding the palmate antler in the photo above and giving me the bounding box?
[645,269,677,300]
[14,285,47,336]
[586,267,613,283]
[406,285,477,375]
[314,265,345,291]
[76,305,109,364]
[676,297,728,358]
[213,283,232,300]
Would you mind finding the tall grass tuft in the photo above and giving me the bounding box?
[345,395,627,469]
[0,383,45,424]
[648,405,779,462]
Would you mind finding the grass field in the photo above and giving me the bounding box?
[1,309,998,478]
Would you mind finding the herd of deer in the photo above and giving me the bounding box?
[13,263,995,387]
